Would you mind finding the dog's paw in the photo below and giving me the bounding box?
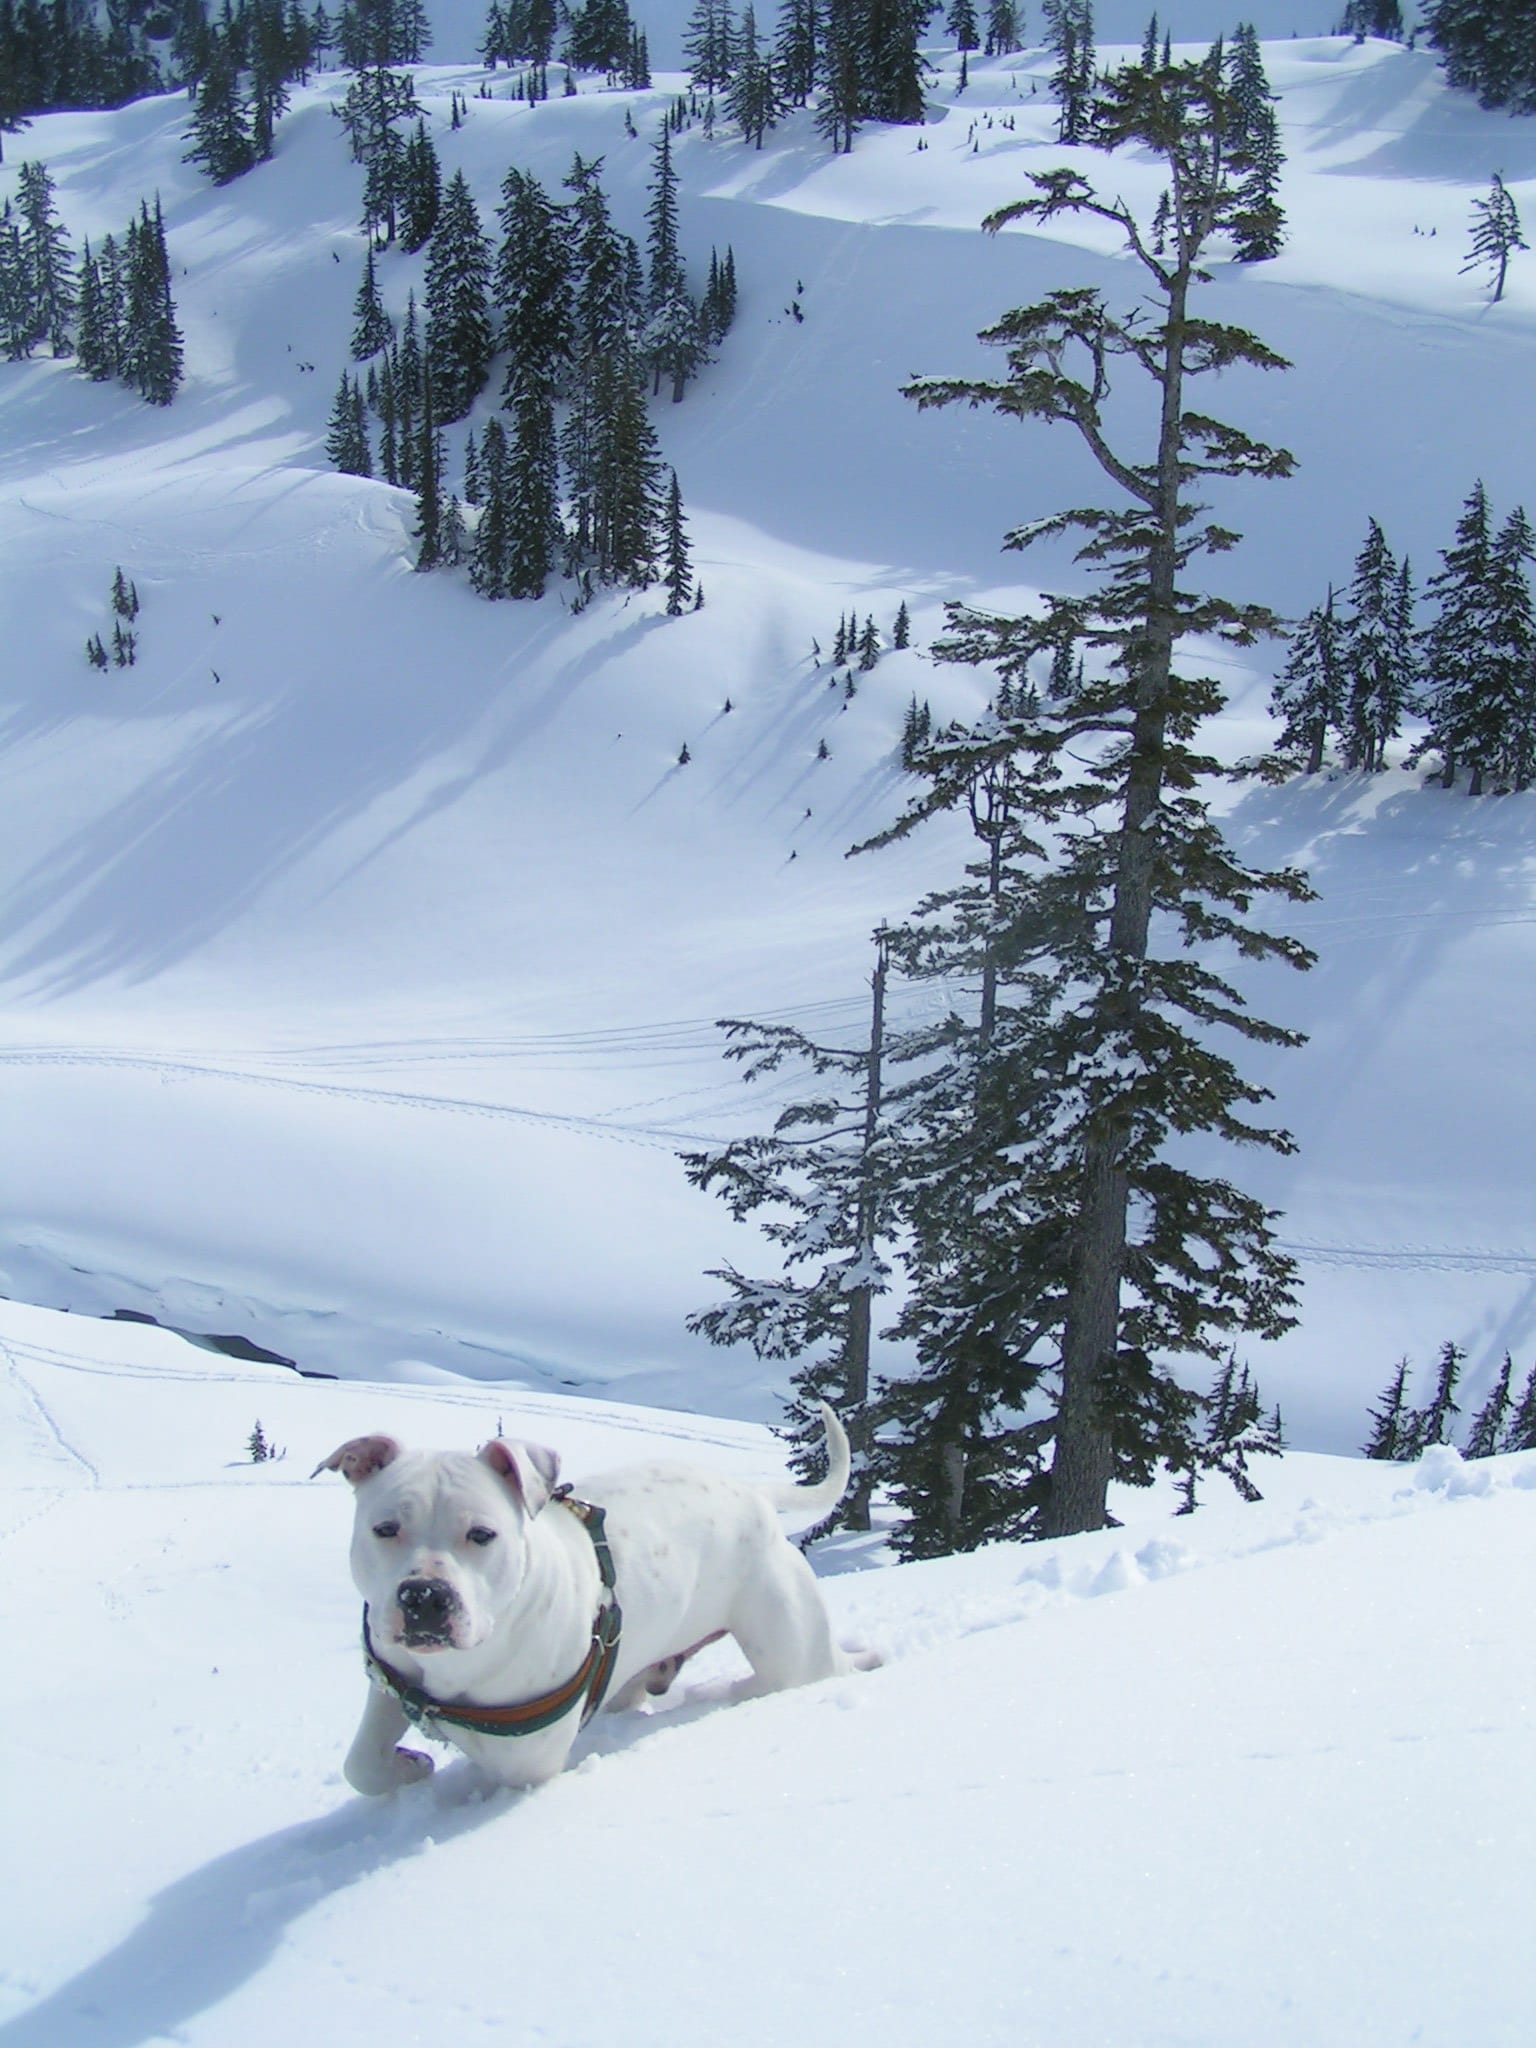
[345,1744,436,1796]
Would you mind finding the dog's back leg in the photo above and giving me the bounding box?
[725,1539,853,1693]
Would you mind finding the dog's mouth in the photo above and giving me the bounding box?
[397,1620,458,1652]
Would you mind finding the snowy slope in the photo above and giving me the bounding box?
[2,1299,1533,2048]
[4,28,1536,1456]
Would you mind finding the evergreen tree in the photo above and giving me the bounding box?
[984,0,1021,56]
[1363,1358,1410,1459]
[684,0,736,92]
[350,240,391,360]
[1341,1,1403,36]
[700,244,738,345]
[1465,1352,1514,1458]
[728,5,783,147]
[412,365,443,568]
[816,0,863,153]
[1462,171,1526,302]
[947,0,979,51]
[121,197,183,406]
[495,165,572,406]
[888,54,1313,1543]
[441,492,468,567]
[773,0,820,106]
[399,120,441,253]
[1484,505,1536,788]
[394,291,423,488]
[183,34,254,185]
[502,365,563,597]
[662,467,692,614]
[1226,23,1284,262]
[685,937,899,1532]
[335,64,419,243]
[0,201,27,360]
[1185,1355,1282,1504]
[111,565,139,620]
[1502,1357,1536,1451]
[1401,1340,1464,1458]
[1426,0,1536,114]
[75,237,113,379]
[424,169,493,423]
[1271,588,1343,774]
[16,158,74,353]
[326,367,372,474]
[1340,518,1413,772]
[469,414,510,596]
[1418,480,1499,790]
[894,599,911,648]
[563,0,634,72]
[248,0,294,162]
[643,124,700,402]
[1044,0,1096,144]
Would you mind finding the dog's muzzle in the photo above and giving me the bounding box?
[396,1576,460,1648]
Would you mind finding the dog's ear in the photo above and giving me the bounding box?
[311,1434,403,1484]
[478,1438,560,1517]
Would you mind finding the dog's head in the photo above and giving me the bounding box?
[314,1433,561,1656]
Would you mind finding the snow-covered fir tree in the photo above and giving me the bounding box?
[1225,22,1285,262]
[15,158,75,354]
[350,241,391,361]
[1272,589,1343,774]
[1340,518,1415,772]
[424,170,493,423]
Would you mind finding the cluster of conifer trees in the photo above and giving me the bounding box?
[481,0,651,87]
[0,0,422,158]
[328,134,732,603]
[1365,1342,1536,1461]
[1425,0,1536,114]
[0,162,183,404]
[1273,485,1536,791]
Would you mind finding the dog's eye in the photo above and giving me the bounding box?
[372,1520,400,1540]
[466,1526,498,1546]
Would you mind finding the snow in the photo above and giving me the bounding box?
[6,29,1536,1447]
[4,25,1536,2032]
[3,1300,1533,2046]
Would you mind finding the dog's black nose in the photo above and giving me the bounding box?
[398,1577,454,1627]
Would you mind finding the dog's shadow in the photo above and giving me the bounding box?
[0,1764,512,2048]
[0,1680,758,2047]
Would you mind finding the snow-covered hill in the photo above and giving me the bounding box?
[4,24,1536,1461]
[2,1301,1533,2046]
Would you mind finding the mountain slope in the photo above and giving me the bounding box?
[3,31,1536,1449]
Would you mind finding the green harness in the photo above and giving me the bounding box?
[362,1490,623,1741]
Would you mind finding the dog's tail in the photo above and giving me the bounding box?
[764,1402,851,1516]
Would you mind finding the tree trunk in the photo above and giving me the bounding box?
[1042,256,1190,1540]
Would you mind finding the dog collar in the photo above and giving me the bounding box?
[362,1492,623,1740]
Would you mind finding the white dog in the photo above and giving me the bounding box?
[316,1404,875,1794]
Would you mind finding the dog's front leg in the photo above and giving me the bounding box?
[343,1684,434,1795]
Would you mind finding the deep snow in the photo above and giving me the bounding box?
[3,1298,1534,2048]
